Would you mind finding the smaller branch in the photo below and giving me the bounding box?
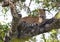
[29,0,32,6]
[27,0,32,14]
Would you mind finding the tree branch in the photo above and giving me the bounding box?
[17,18,60,38]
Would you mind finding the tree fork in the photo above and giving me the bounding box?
[2,0,21,38]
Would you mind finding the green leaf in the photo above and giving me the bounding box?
[35,0,40,3]
[21,0,25,2]
[55,12,60,19]
[2,7,9,14]
[50,29,57,34]
[0,0,3,2]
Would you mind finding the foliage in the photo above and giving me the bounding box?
[0,0,3,2]
[10,34,60,42]
[35,0,60,9]
[2,7,9,14]
[21,0,25,2]
[55,12,60,19]
[28,9,39,17]
[0,23,9,42]
[10,37,31,42]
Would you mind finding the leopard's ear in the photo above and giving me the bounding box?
[38,9,46,20]
[38,9,45,16]
[2,0,9,7]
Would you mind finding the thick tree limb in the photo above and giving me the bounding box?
[17,18,60,38]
